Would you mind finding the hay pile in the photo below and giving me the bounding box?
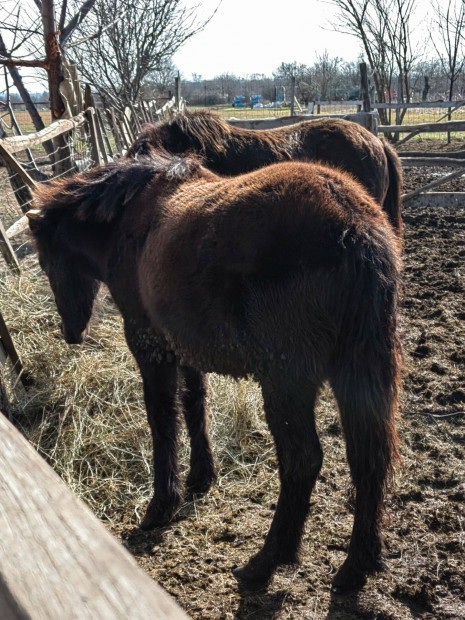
[0,252,273,523]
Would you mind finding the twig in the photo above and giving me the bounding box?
[417,410,464,418]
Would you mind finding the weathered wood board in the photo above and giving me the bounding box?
[0,414,188,619]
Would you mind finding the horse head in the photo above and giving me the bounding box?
[27,209,100,345]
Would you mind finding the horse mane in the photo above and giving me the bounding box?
[172,110,232,154]
[32,151,203,226]
[128,110,298,163]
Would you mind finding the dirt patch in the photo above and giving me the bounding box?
[106,200,464,618]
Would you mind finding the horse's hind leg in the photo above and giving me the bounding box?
[179,366,216,494]
[329,370,399,593]
[234,378,323,589]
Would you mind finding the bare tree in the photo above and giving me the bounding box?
[311,51,344,100]
[329,0,421,124]
[69,0,216,106]
[142,60,179,100]
[0,1,97,126]
[273,62,313,103]
[430,0,465,105]
[383,0,418,110]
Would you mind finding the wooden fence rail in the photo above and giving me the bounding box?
[0,413,188,620]
[378,120,465,134]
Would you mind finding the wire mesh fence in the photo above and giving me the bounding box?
[0,123,95,230]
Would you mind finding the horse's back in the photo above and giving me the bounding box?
[136,162,398,375]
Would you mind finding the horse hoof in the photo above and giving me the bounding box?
[232,563,272,592]
[331,557,385,594]
[186,470,216,495]
[331,571,367,595]
[139,497,181,530]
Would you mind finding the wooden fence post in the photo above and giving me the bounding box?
[359,63,371,113]
[85,108,103,166]
[0,218,21,274]
[290,76,296,116]
[95,109,114,159]
[175,73,181,111]
[109,108,124,154]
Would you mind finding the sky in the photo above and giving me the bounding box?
[0,0,451,93]
[172,0,433,80]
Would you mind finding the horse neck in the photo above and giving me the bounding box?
[62,218,114,284]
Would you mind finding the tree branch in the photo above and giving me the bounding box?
[61,0,97,46]
[0,58,47,69]
[66,7,130,48]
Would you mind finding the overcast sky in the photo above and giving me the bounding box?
[173,0,436,80]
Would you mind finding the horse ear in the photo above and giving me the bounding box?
[26,208,43,233]
[26,209,43,220]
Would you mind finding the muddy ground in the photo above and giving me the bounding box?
[107,157,465,618]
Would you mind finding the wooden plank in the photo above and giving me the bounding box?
[228,115,323,130]
[85,108,103,166]
[375,100,465,110]
[128,102,142,134]
[0,143,37,191]
[145,100,156,123]
[227,114,369,130]
[0,112,86,154]
[121,112,135,143]
[5,216,29,240]
[403,168,465,202]
[0,341,12,419]
[96,109,114,159]
[378,120,465,134]
[0,413,188,620]
[93,109,109,164]
[109,108,124,154]
[305,100,465,110]
[156,97,177,119]
[401,157,465,167]
[0,310,23,377]
[0,218,21,275]
[399,149,465,158]
[115,116,131,151]
[408,192,465,208]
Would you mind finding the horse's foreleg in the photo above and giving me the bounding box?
[179,366,216,494]
[137,357,182,530]
[233,380,322,589]
[124,323,183,529]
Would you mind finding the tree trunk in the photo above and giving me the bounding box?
[0,33,49,135]
[42,0,65,121]
[42,0,74,174]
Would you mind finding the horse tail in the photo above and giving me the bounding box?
[32,154,200,223]
[382,140,403,237]
[329,224,402,513]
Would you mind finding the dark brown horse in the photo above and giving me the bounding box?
[127,110,403,234]
[29,152,401,594]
